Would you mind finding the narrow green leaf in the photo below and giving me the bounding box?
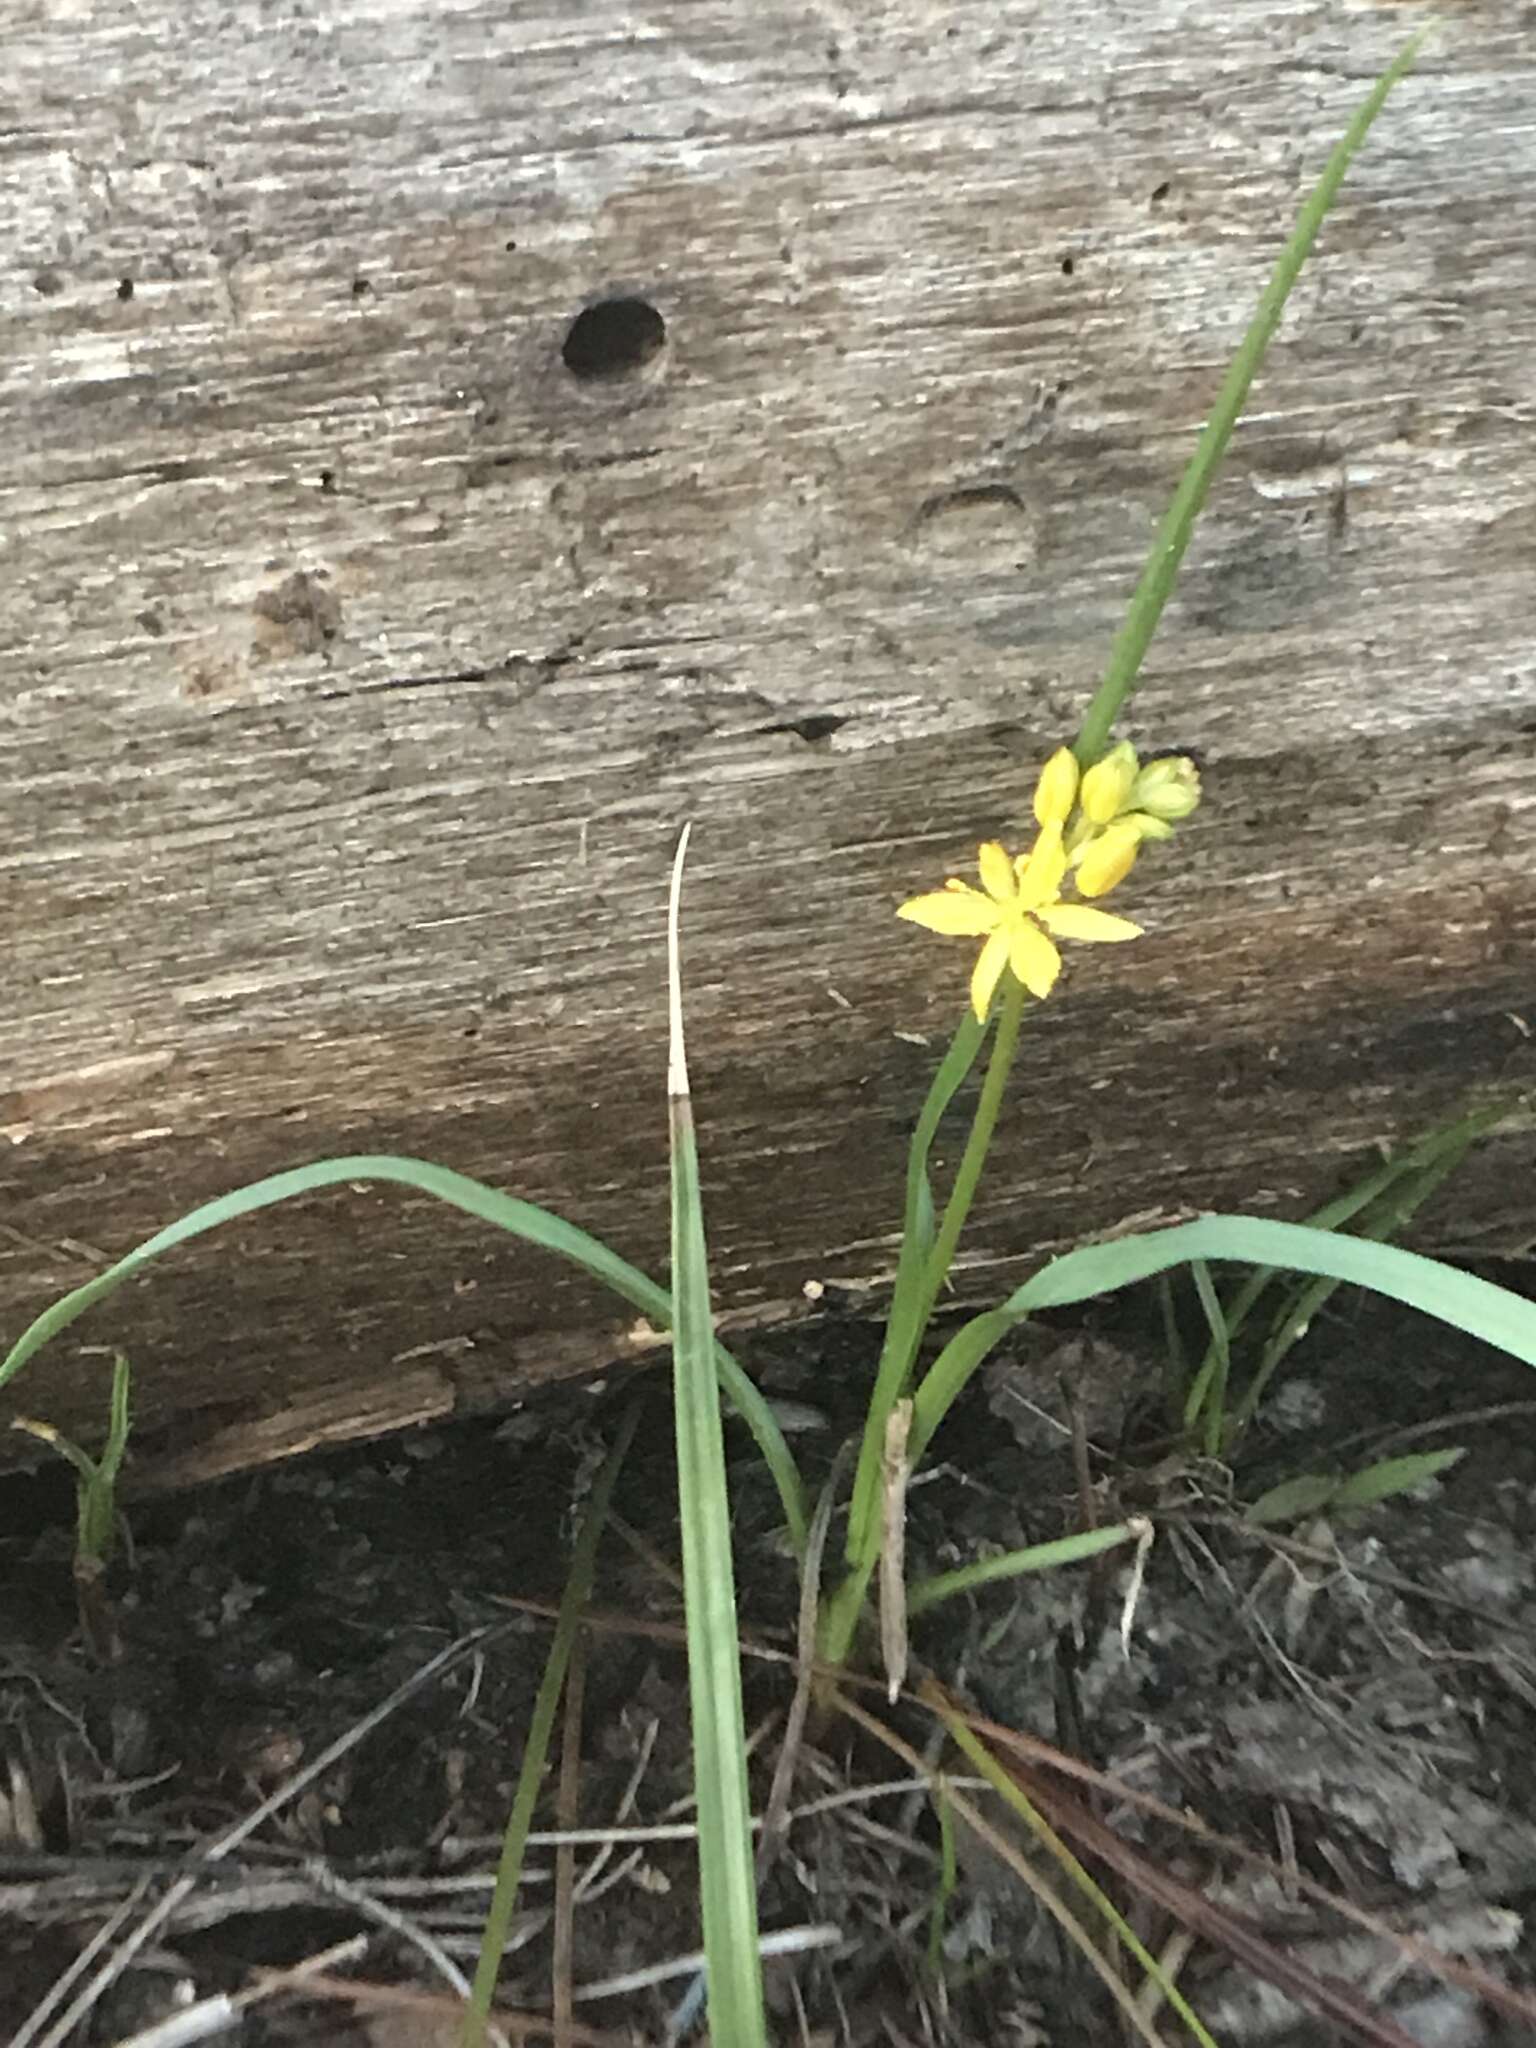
[911,1213,1536,1471]
[1230,1130,1487,1431]
[667,828,767,2048]
[1017,1216,1536,1351]
[0,1152,806,1555]
[1200,1106,1496,1377]
[10,1417,99,1490]
[850,983,1026,1570]
[1246,1447,1466,1526]
[1332,1447,1465,1512]
[81,1352,132,1563]
[1186,1258,1231,1453]
[907,1522,1142,1619]
[1244,1474,1342,1526]
[927,1782,959,1977]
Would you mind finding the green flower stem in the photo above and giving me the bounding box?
[831,976,1028,1661]
[841,1011,987,1569]
[1072,31,1425,767]
[847,979,1026,1566]
[917,976,1029,1332]
[829,28,1427,1674]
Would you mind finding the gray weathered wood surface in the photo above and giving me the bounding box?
[3,2,1533,1484]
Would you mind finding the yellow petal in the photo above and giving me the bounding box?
[1032,747,1080,829]
[1014,822,1067,908]
[898,887,1000,937]
[1080,740,1139,825]
[1037,904,1142,943]
[1009,916,1061,1000]
[1075,819,1142,898]
[977,840,1016,904]
[970,927,1011,1021]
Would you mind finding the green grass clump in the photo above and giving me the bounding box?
[12,30,1529,2046]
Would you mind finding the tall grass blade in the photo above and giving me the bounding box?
[667,828,767,2048]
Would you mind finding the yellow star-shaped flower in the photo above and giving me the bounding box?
[898,825,1142,1021]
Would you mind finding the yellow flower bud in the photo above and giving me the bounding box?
[1080,741,1140,826]
[1131,755,1200,822]
[1032,747,1080,830]
[1075,817,1142,897]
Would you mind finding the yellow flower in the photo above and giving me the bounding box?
[898,825,1142,1021]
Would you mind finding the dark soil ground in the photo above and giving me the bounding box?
[2,1279,1535,2047]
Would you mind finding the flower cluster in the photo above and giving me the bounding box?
[897,742,1200,1021]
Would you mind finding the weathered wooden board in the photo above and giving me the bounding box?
[2,2,1533,1484]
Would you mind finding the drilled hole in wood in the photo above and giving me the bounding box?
[116,277,135,301]
[1060,255,1076,277]
[561,296,666,381]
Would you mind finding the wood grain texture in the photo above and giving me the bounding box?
[3,1,1534,1482]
